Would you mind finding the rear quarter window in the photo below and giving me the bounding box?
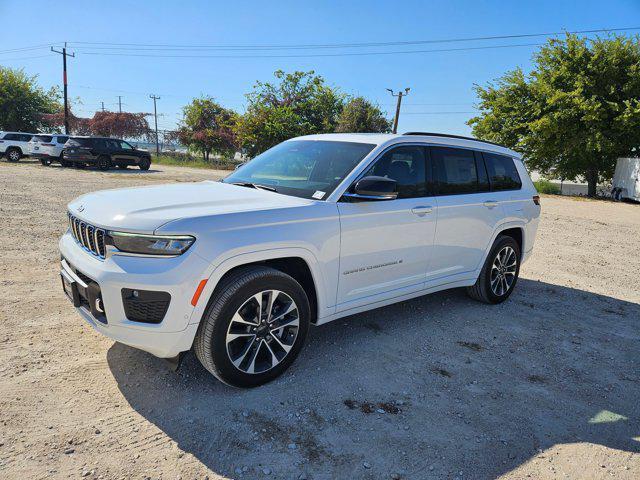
[33,135,53,143]
[68,138,95,147]
[483,152,522,191]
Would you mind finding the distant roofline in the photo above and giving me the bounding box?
[402,132,508,149]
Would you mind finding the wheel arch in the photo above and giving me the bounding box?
[498,226,524,257]
[192,249,325,327]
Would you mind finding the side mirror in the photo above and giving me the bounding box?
[343,176,398,201]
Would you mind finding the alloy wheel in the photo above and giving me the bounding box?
[490,246,517,296]
[225,289,300,374]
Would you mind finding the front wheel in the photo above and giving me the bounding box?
[467,235,521,304]
[194,266,310,388]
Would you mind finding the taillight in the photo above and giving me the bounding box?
[533,195,540,206]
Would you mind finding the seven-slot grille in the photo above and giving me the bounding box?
[68,212,106,258]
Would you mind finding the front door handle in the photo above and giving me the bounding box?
[483,200,499,209]
[411,206,433,216]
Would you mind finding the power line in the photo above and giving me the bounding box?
[0,42,64,55]
[402,111,477,115]
[79,42,545,59]
[65,26,640,51]
[0,54,54,62]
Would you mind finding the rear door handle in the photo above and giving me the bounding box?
[411,206,433,216]
[483,200,499,208]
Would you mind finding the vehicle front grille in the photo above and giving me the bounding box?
[68,212,106,259]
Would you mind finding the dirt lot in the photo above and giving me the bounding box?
[1,159,639,480]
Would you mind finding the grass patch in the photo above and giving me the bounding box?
[533,179,561,195]
[152,153,237,171]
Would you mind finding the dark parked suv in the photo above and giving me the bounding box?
[62,137,152,171]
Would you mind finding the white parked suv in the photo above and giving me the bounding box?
[59,132,540,387]
[0,131,35,161]
[29,134,70,165]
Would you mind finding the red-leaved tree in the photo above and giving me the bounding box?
[41,110,151,140]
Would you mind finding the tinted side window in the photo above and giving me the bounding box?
[20,134,33,141]
[430,147,479,195]
[4,134,17,141]
[363,145,427,198]
[483,152,522,191]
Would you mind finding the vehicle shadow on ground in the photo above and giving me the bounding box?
[107,279,640,479]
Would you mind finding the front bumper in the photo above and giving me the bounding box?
[59,231,210,358]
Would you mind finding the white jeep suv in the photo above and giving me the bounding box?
[59,133,540,387]
[0,131,35,161]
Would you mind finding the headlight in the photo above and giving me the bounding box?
[106,232,195,256]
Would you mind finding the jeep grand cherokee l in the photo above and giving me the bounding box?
[62,137,152,170]
[0,131,35,161]
[59,132,540,387]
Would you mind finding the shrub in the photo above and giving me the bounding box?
[534,179,561,194]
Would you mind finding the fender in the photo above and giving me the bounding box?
[477,220,526,272]
[187,246,330,326]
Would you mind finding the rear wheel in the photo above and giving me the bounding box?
[194,266,310,388]
[467,235,521,304]
[139,158,151,170]
[97,155,111,171]
[6,148,21,162]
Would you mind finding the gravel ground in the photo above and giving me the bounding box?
[0,159,639,480]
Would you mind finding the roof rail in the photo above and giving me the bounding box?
[402,132,508,149]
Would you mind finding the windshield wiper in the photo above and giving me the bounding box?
[229,181,277,192]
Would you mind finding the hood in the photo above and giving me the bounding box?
[67,181,312,233]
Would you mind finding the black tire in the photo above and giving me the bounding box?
[194,266,310,388]
[467,235,521,304]
[139,158,151,171]
[6,147,21,162]
[97,155,111,171]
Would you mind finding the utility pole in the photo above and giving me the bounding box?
[100,101,105,112]
[51,42,75,134]
[149,95,161,156]
[117,96,123,113]
[386,87,411,134]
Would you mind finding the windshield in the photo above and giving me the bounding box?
[223,140,375,200]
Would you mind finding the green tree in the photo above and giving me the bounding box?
[0,67,60,132]
[236,70,343,156]
[468,34,640,196]
[177,97,237,161]
[336,96,391,133]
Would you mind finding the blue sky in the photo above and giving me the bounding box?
[1,0,639,135]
